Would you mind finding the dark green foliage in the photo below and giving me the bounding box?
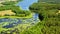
[21,10,31,16]
[28,1,60,34]
[0,5,22,14]
[41,17,60,34]
[1,1,17,5]
[38,0,60,4]
[1,0,22,5]
[29,2,60,18]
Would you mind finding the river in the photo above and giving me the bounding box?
[17,0,38,10]
[0,0,40,28]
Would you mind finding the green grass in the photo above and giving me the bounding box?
[0,23,32,34]
[20,21,44,34]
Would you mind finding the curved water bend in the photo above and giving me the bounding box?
[0,0,40,28]
[18,0,38,10]
[0,13,40,28]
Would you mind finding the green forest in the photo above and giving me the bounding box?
[21,0,60,34]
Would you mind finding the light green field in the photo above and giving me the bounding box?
[0,13,33,18]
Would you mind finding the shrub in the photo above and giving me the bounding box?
[16,14,25,17]
[4,14,10,16]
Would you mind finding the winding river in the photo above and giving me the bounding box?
[0,0,40,28]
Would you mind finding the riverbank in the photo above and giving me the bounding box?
[0,13,33,19]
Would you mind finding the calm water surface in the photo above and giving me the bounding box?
[18,0,38,10]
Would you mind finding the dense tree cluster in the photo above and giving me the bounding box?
[38,0,60,4]
[22,0,60,34]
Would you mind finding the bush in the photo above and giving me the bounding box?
[1,1,17,5]
[16,14,25,17]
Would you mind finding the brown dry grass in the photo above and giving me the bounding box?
[0,10,16,16]
[56,10,60,15]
